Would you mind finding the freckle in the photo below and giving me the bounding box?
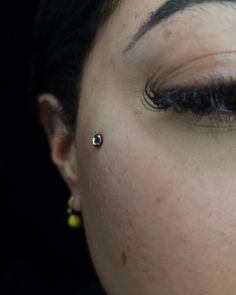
[156,198,161,205]
[122,23,126,28]
[182,234,188,244]
[134,14,138,19]
[134,110,141,116]
[163,30,172,40]
[162,267,171,279]
[141,255,147,262]
[121,250,127,265]
[208,210,213,218]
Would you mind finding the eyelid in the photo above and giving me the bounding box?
[142,76,236,127]
[151,51,236,90]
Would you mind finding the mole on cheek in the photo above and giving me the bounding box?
[163,30,172,40]
[121,250,127,265]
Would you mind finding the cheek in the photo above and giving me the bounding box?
[76,97,236,294]
[75,98,180,289]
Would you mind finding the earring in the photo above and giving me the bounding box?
[67,208,82,229]
[66,197,82,229]
[92,134,103,147]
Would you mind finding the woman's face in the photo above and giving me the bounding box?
[75,1,236,294]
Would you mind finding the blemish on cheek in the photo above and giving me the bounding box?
[155,197,161,205]
[162,266,172,279]
[163,30,172,40]
[121,250,127,265]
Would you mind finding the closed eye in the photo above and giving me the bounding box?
[143,77,236,125]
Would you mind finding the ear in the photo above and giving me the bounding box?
[38,93,81,212]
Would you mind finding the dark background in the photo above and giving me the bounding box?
[1,2,106,294]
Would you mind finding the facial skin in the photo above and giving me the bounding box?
[39,1,236,294]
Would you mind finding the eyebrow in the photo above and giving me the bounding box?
[123,0,236,54]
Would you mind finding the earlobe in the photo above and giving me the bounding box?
[67,195,81,213]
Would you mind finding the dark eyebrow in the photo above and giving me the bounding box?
[123,0,236,54]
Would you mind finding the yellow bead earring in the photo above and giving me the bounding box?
[66,197,82,229]
[67,208,82,229]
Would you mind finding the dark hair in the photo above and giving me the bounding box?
[29,0,120,134]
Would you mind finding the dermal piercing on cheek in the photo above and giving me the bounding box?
[92,133,104,148]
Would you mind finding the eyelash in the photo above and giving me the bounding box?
[143,77,236,125]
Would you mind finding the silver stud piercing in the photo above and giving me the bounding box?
[92,134,103,147]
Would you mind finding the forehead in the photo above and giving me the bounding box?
[85,0,236,85]
[99,0,236,54]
